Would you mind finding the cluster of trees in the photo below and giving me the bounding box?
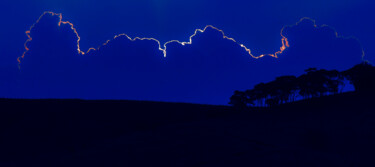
[230,62,375,108]
[342,61,375,93]
[230,68,344,108]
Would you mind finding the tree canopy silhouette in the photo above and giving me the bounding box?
[230,66,353,108]
[342,62,375,94]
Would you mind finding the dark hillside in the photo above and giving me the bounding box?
[0,93,374,166]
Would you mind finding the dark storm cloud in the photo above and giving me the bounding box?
[4,12,364,104]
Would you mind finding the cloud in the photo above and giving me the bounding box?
[3,12,364,104]
[19,12,82,69]
[277,18,364,72]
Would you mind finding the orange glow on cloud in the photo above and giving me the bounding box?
[18,12,83,68]
[21,11,324,68]
[89,25,289,59]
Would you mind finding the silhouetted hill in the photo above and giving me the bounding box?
[0,92,374,166]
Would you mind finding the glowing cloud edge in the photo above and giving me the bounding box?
[18,12,366,68]
[18,12,84,66]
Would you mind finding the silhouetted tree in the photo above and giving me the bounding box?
[342,62,375,93]
[244,89,257,107]
[252,83,267,107]
[229,91,247,109]
[274,76,298,103]
[298,73,316,99]
[263,81,280,107]
[230,66,353,109]
[297,69,344,98]
[324,70,344,94]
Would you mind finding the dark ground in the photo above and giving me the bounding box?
[0,92,374,166]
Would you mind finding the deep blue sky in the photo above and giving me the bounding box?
[0,0,373,104]
[1,0,374,66]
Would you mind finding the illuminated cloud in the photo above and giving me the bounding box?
[18,12,83,68]
[277,17,364,71]
[85,24,289,59]
[10,12,364,105]
[18,12,289,67]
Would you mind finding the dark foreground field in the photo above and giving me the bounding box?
[0,92,374,166]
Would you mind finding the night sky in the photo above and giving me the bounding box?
[0,0,374,104]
